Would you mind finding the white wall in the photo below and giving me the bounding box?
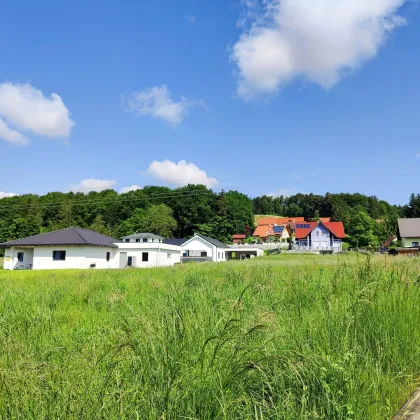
[2,243,181,270]
[116,243,181,268]
[31,246,118,270]
[3,247,34,270]
[181,236,227,262]
[122,237,163,244]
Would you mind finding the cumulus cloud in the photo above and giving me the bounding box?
[231,0,407,100]
[70,178,117,193]
[186,15,196,24]
[120,185,142,194]
[0,118,28,145]
[0,191,19,199]
[0,83,74,142]
[122,85,204,125]
[147,159,218,188]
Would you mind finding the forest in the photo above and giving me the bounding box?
[0,185,419,249]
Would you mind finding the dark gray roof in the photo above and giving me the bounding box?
[163,238,188,246]
[121,232,164,240]
[197,234,228,248]
[398,218,420,238]
[0,227,118,248]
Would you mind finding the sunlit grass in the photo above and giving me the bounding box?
[0,255,419,418]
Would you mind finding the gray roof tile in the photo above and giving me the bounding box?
[398,218,420,238]
[0,227,118,248]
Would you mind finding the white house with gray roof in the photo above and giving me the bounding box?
[397,218,420,248]
[177,234,229,262]
[121,232,164,243]
[1,227,181,270]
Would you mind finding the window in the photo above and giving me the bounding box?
[17,252,24,262]
[322,231,326,236]
[412,242,419,247]
[143,238,148,243]
[201,251,207,257]
[125,239,130,243]
[53,251,66,261]
[106,252,111,262]
[316,231,319,236]
[167,253,171,259]
[136,239,141,243]
[127,256,133,267]
[142,252,149,262]
[218,252,220,259]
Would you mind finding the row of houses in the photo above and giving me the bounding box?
[234,216,346,252]
[234,217,420,252]
[0,228,263,271]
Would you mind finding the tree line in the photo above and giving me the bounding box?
[0,186,419,248]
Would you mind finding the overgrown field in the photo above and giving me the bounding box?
[0,255,420,419]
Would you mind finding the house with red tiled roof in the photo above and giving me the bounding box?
[294,221,346,252]
[232,234,246,244]
[253,224,290,243]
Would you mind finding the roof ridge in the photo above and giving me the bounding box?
[71,227,89,244]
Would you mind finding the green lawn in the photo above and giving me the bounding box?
[0,254,419,418]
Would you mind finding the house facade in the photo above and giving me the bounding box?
[253,217,296,243]
[178,234,228,262]
[121,232,164,243]
[397,219,420,248]
[232,234,246,244]
[1,228,181,270]
[294,222,345,252]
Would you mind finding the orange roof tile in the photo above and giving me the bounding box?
[253,225,274,238]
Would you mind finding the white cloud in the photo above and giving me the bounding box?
[0,191,19,199]
[70,178,117,193]
[231,0,407,100]
[267,187,298,197]
[120,185,142,194]
[0,83,74,140]
[186,15,196,24]
[416,153,420,158]
[291,173,304,182]
[147,159,218,188]
[122,85,204,125]
[0,118,28,145]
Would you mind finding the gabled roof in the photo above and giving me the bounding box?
[253,225,274,238]
[295,223,318,239]
[163,238,188,246]
[257,217,305,226]
[0,227,118,248]
[182,234,228,249]
[197,234,229,248]
[295,222,345,239]
[398,218,420,238]
[382,235,397,247]
[323,222,346,238]
[257,217,279,226]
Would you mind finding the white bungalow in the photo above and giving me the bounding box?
[1,227,181,270]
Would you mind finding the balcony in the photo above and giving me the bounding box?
[181,256,212,263]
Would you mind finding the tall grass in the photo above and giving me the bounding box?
[0,256,419,418]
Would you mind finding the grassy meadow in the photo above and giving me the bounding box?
[0,254,420,419]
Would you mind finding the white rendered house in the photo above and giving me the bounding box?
[165,234,229,263]
[1,228,181,270]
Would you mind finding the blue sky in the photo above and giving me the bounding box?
[0,0,419,204]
